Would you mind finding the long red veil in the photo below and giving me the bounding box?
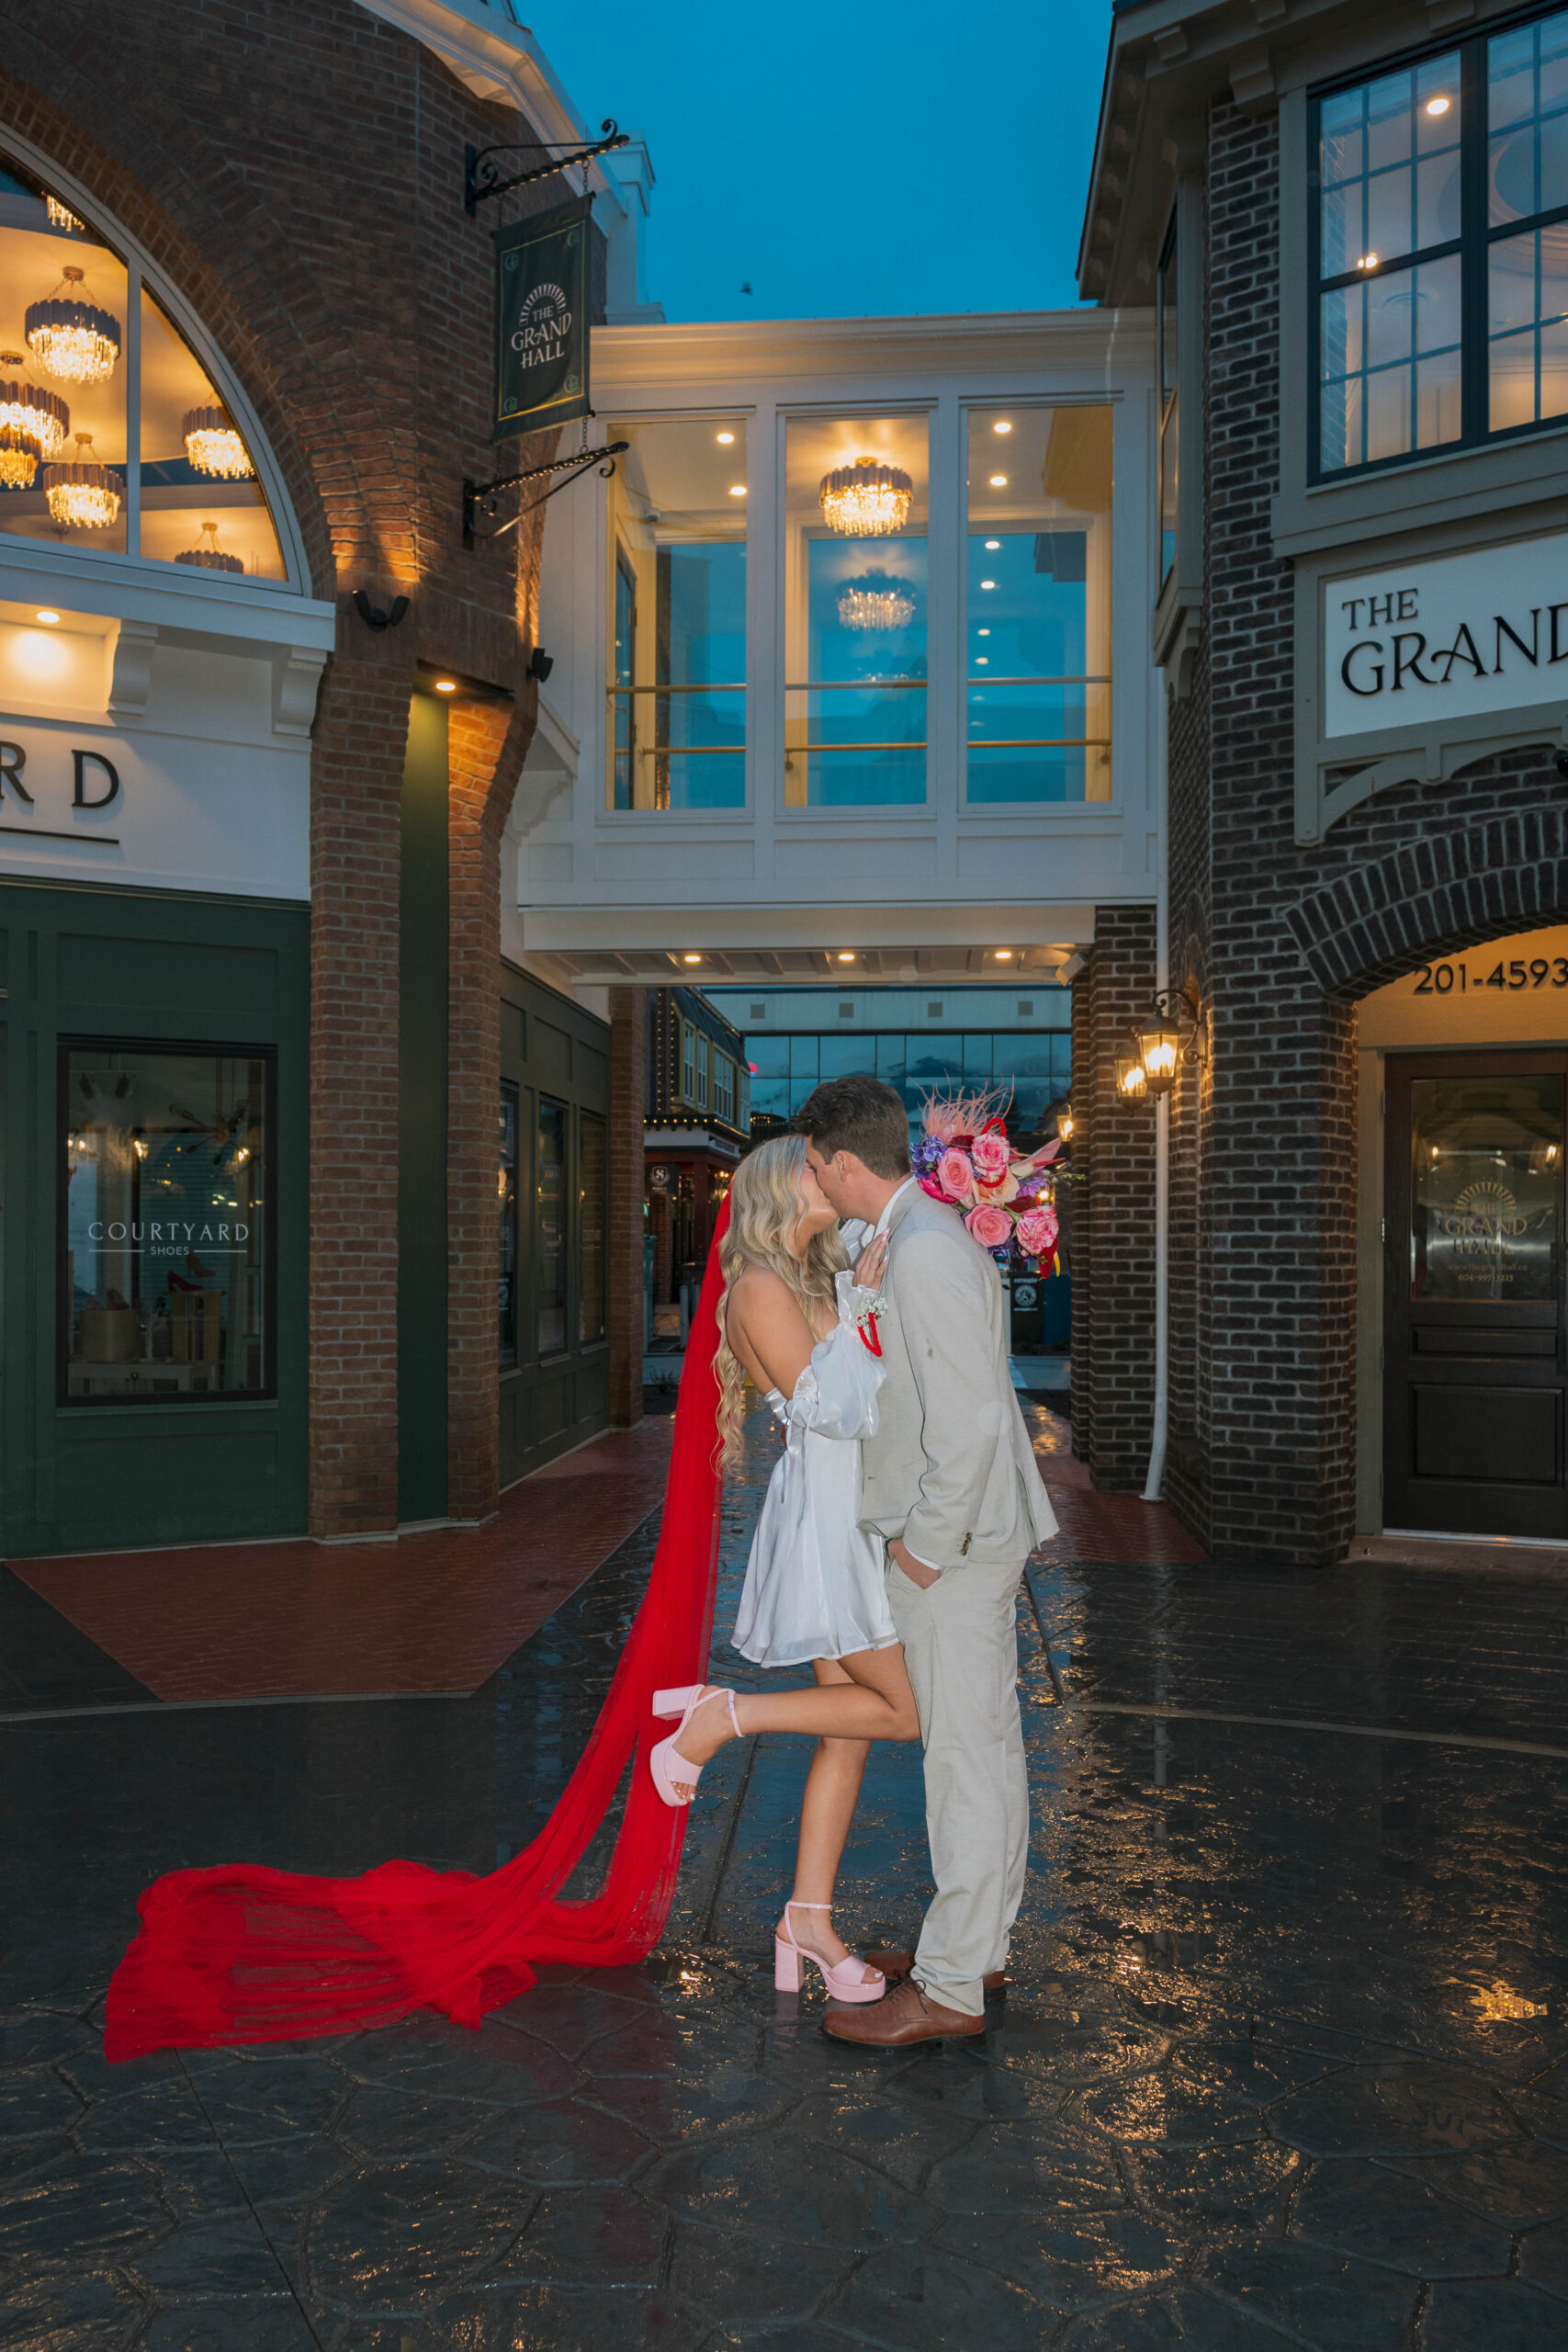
[104,1204,731,2064]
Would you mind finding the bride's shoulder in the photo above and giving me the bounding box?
[727,1263,805,1321]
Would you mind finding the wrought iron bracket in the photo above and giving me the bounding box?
[465,120,628,215]
[1149,984,1201,1026]
[463,441,628,549]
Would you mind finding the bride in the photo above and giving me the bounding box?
[647,1135,919,2004]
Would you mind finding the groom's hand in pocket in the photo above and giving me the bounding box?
[889,1538,941,1589]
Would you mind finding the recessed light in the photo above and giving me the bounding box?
[978,627,990,636]
[434,679,457,693]
[1358,252,1379,270]
[1426,95,1450,116]
[985,538,1000,549]
[976,656,989,665]
[683,953,702,964]
[716,431,736,444]
[993,420,1013,435]
[728,483,746,495]
[837,951,855,962]
[980,579,996,590]
[989,474,1008,487]
[35,609,61,624]
[994,948,1013,960]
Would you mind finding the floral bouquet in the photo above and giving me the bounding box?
[911,1089,1062,1274]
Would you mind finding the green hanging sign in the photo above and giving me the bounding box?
[492,195,592,442]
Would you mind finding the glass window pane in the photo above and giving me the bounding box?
[965,406,1112,805]
[1489,222,1568,427]
[907,1035,964,1094]
[1490,10,1568,225]
[1409,1074,1562,1302]
[784,413,928,808]
[789,1035,819,1080]
[818,1033,867,1079]
[749,1076,789,1121]
[0,167,128,554]
[62,1042,272,1402]
[139,289,282,577]
[606,417,747,810]
[499,1085,518,1368]
[579,1112,606,1344]
[536,1096,567,1356]
[747,1035,789,1078]
[875,1035,908,1091]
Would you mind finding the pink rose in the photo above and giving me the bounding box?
[965,1203,1012,1250]
[976,1170,1019,1205]
[938,1148,975,1201]
[971,1130,1010,1182]
[1015,1206,1058,1259]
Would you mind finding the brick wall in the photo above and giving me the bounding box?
[608,989,649,1428]
[3,0,570,1538]
[1071,908,1158,1490]
[1155,97,1568,1565]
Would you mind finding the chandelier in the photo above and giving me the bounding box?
[43,434,122,528]
[183,404,254,481]
[0,354,69,458]
[45,196,85,232]
[837,573,915,632]
[0,425,41,490]
[176,518,243,573]
[26,266,122,385]
[818,454,913,537]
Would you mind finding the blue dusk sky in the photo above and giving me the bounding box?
[532,1,1117,322]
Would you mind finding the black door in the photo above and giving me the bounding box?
[1384,1052,1567,1537]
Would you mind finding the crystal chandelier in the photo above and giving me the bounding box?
[837,573,916,631]
[183,404,254,480]
[0,354,69,458]
[176,518,243,573]
[43,434,122,528]
[818,455,913,537]
[26,266,122,385]
[45,196,85,232]
[0,425,41,490]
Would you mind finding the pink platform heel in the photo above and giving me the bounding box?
[773,1902,886,2003]
[649,1686,740,1807]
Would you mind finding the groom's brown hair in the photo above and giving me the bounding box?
[795,1074,911,1178]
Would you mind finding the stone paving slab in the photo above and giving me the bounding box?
[2,1402,1567,2346]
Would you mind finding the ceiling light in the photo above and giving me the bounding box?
[976,656,988,665]
[980,579,996,590]
[985,538,1000,549]
[1426,95,1450,116]
[434,678,457,693]
[838,572,915,631]
[1358,252,1379,270]
[993,420,1013,435]
[0,353,69,458]
[683,953,702,964]
[26,265,121,384]
[45,196,85,232]
[183,404,254,480]
[837,951,855,962]
[716,431,735,444]
[978,627,990,635]
[35,610,60,624]
[994,948,1013,960]
[989,473,1008,487]
[819,454,913,537]
[728,482,747,495]
[0,424,39,489]
[175,517,243,572]
[43,432,121,527]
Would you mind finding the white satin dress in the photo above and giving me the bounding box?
[731,1272,898,1668]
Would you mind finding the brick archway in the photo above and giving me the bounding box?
[1287,806,1568,1000]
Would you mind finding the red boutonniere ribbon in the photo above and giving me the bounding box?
[858,1318,884,1357]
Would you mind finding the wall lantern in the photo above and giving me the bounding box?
[1057,1103,1075,1142]
[1136,1022,1180,1095]
[1119,986,1201,1109]
[1114,1056,1148,1104]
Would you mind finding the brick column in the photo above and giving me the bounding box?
[607,988,648,1429]
[308,635,412,1540]
[445,696,529,1522]
[1073,907,1158,1492]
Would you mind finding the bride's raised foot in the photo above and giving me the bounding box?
[773,1901,886,2003]
[649,1687,741,1808]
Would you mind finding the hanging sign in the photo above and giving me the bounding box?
[492,195,591,442]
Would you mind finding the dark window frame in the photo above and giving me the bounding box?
[499,1079,520,1370]
[536,1090,570,1362]
[1310,1,1568,482]
[56,1034,279,1409]
[578,1106,608,1347]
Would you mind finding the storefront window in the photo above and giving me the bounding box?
[61,1042,273,1402]
[606,416,747,809]
[499,1083,518,1368]
[0,156,284,575]
[1314,7,1568,473]
[964,407,1111,804]
[536,1095,567,1355]
[1410,1073,1562,1301]
[784,413,929,807]
[579,1110,606,1344]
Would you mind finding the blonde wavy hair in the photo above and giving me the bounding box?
[713,1135,849,1468]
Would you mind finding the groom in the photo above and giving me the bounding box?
[796,1073,1057,2046]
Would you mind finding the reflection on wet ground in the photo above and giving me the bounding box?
[1,1403,1566,2346]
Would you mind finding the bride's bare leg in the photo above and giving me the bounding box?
[786,1659,872,1971]
[672,1645,919,1780]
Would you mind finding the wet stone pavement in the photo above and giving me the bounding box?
[2,1403,1568,2349]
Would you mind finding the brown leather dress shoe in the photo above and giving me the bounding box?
[863,1946,1010,1992]
[821,1979,984,2046]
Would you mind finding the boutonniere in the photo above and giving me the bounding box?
[853,1286,886,1356]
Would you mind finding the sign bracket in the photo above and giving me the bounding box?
[466,120,628,216]
[463,441,628,549]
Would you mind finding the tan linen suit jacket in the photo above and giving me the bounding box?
[857,1184,1057,1566]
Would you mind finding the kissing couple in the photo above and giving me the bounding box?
[650,1072,1057,2045]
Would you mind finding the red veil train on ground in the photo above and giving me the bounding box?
[104,1206,731,2063]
